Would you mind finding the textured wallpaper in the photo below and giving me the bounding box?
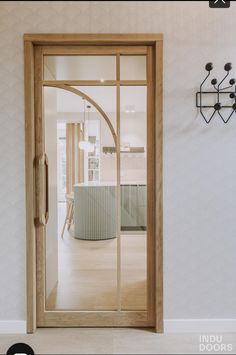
[0,1,236,320]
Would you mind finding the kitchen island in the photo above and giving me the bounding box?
[74,182,146,240]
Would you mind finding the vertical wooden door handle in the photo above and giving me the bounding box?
[45,153,49,224]
[35,153,49,226]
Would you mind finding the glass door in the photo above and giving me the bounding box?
[35,45,155,326]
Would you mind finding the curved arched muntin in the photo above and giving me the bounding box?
[43,83,117,148]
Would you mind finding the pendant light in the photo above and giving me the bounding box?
[79,101,95,152]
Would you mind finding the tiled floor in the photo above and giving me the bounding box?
[0,328,235,354]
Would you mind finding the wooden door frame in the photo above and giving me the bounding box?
[24,34,163,333]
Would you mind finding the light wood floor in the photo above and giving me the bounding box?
[46,203,147,311]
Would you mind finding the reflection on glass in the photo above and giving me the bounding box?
[43,53,148,314]
[120,56,146,80]
[44,56,116,80]
[44,86,118,311]
[120,86,147,310]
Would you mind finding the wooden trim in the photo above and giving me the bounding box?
[24,33,163,45]
[42,45,148,55]
[146,46,156,326]
[24,34,163,333]
[155,40,164,333]
[38,311,153,327]
[34,46,46,328]
[44,83,117,148]
[116,54,121,311]
[24,40,36,334]
[44,80,118,87]
[43,80,147,87]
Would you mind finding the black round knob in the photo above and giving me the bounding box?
[214,103,222,111]
[232,103,236,111]
[230,93,236,99]
[205,62,213,71]
[224,63,232,71]
[211,78,217,85]
[229,78,236,85]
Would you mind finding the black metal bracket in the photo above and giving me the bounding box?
[196,63,236,124]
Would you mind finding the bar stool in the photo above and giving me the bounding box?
[61,193,74,239]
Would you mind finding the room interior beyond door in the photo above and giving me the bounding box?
[35,45,156,327]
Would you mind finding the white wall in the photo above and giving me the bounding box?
[0,1,236,324]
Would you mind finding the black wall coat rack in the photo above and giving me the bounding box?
[196,63,236,124]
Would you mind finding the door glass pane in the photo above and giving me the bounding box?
[74,86,117,183]
[120,56,146,80]
[43,52,150,316]
[120,86,147,310]
[44,56,116,80]
[44,85,118,310]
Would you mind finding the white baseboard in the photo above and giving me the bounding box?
[0,319,235,334]
[164,319,236,333]
[0,320,26,334]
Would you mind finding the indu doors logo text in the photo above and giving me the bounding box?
[199,335,233,352]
